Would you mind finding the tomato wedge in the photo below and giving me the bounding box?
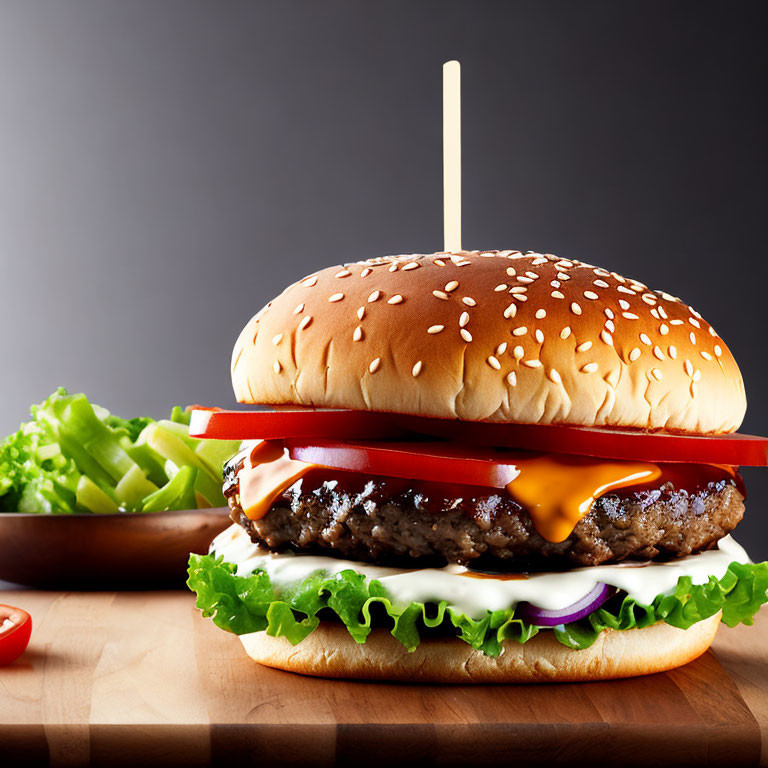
[287,440,522,488]
[0,604,32,666]
[190,408,768,466]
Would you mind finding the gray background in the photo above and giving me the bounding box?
[0,2,766,555]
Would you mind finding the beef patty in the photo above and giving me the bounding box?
[224,462,745,569]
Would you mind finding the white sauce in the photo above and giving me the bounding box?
[211,523,751,618]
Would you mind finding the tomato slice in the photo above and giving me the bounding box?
[0,604,32,666]
[394,416,768,466]
[286,440,522,488]
[189,408,404,441]
[190,408,768,466]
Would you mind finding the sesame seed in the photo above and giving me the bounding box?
[506,267,517,277]
[456,260,471,267]
[618,286,636,295]
[693,369,701,382]
[427,325,444,334]
[668,346,677,359]
[368,291,381,303]
[461,329,473,343]
[629,347,642,362]
[594,279,610,288]
[684,360,694,376]
[494,284,508,292]
[604,308,615,319]
[640,333,652,346]
[594,267,611,277]
[650,309,660,319]
[503,303,517,319]
[293,303,305,315]
[360,268,373,278]
[388,265,397,272]
[517,276,534,284]
[459,311,470,327]
[551,291,565,299]
[605,319,615,333]
[701,351,713,361]
[658,307,668,319]
[433,290,448,300]
[619,299,630,310]
[577,341,592,352]
[357,306,366,320]
[328,292,344,303]
[272,333,283,346]
[558,272,570,281]
[535,329,544,343]
[273,360,282,374]
[445,281,459,292]
[600,330,614,346]
[434,259,446,267]
[462,297,476,306]
[535,309,547,319]
[509,286,527,294]
[584,291,599,300]
[581,362,599,374]
[513,345,524,359]
[412,361,423,377]
[302,276,318,287]
[571,302,582,315]
[689,317,701,329]
[691,307,703,319]
[507,372,517,387]
[548,369,563,384]
[642,294,657,305]
[532,257,548,265]
[523,359,542,368]
[689,332,697,345]
[487,356,502,370]
[560,326,572,340]
[709,326,717,337]
[369,358,381,373]
[496,342,508,355]
[298,315,312,330]
[651,368,663,381]
[660,324,669,335]
[387,294,404,305]
[714,345,722,357]
[353,326,363,342]
[335,269,351,278]
[622,312,639,320]
[403,262,419,271]
[653,346,665,360]
[670,319,684,326]
[555,261,573,270]
[512,326,528,336]
[513,293,528,302]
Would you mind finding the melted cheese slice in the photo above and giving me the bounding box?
[238,442,661,543]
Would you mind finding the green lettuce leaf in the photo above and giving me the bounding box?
[187,554,768,655]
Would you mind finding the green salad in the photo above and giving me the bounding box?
[0,388,240,514]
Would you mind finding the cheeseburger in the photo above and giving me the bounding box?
[187,250,768,682]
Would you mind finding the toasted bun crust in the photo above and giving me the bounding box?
[231,251,745,434]
[240,614,720,683]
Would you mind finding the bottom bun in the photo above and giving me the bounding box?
[239,615,721,683]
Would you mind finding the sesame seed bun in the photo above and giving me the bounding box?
[239,614,721,683]
[231,251,745,434]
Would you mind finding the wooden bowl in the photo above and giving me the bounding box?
[0,508,232,589]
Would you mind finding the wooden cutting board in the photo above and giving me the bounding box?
[1,589,765,767]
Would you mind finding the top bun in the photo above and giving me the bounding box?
[231,251,746,434]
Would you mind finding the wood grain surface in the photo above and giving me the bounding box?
[0,589,765,767]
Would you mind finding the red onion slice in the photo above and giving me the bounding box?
[516,583,616,626]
